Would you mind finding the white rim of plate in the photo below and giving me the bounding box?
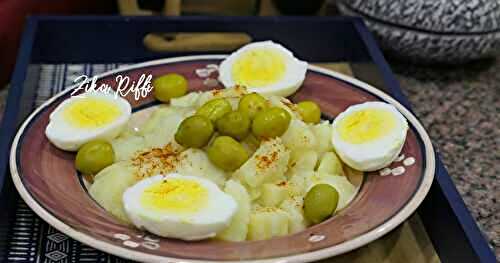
[10,55,435,263]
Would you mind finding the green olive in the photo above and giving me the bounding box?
[175,115,214,148]
[238,93,269,119]
[207,136,249,171]
[251,107,291,139]
[75,140,114,174]
[243,133,260,149]
[196,98,232,123]
[216,111,251,140]
[297,101,321,124]
[304,184,339,224]
[153,73,188,102]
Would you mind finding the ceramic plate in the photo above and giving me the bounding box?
[10,55,435,263]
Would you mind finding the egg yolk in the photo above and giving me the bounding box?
[232,48,286,87]
[62,98,122,128]
[140,179,208,214]
[337,108,396,144]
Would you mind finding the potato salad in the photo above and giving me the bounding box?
[87,86,358,241]
[45,42,408,242]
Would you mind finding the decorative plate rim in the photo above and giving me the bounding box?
[9,55,435,263]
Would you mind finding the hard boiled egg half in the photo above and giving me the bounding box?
[123,173,237,241]
[45,92,131,151]
[218,41,308,97]
[331,102,408,171]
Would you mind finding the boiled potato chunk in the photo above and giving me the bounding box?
[247,208,289,240]
[317,151,345,176]
[289,150,318,173]
[139,107,175,135]
[286,170,314,197]
[246,184,262,201]
[281,119,317,152]
[170,92,201,108]
[217,180,251,241]
[177,148,227,188]
[111,135,146,162]
[144,113,185,149]
[89,162,138,224]
[119,125,141,138]
[258,183,287,207]
[197,86,248,108]
[233,138,290,188]
[138,106,192,149]
[311,121,333,155]
[280,196,308,234]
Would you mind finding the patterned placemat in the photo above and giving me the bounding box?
[7,64,133,263]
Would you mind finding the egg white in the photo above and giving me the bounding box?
[122,173,237,241]
[45,92,131,151]
[218,41,308,97]
[331,102,408,171]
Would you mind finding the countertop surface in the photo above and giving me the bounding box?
[0,57,498,260]
[391,58,499,260]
